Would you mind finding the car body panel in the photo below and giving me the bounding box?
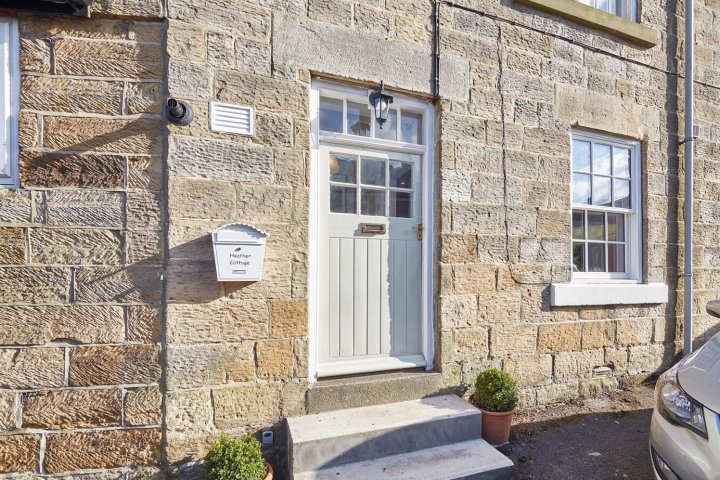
[677,331,720,413]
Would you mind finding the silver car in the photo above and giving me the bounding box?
[650,304,720,480]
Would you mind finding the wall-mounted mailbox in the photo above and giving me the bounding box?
[211,223,268,282]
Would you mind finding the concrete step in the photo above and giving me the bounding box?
[288,394,483,473]
[306,371,443,414]
[294,438,515,480]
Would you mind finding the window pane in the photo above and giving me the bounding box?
[614,179,630,208]
[390,191,412,218]
[613,147,631,178]
[588,243,606,272]
[607,213,625,241]
[361,158,385,186]
[592,176,612,206]
[572,173,591,205]
[587,211,605,241]
[572,210,585,239]
[573,242,585,272]
[389,161,413,188]
[608,244,625,272]
[361,189,385,216]
[374,110,398,141]
[400,111,422,144]
[329,154,356,184]
[347,101,371,137]
[597,0,610,12]
[319,97,343,133]
[572,140,591,173]
[593,144,612,175]
[330,186,356,214]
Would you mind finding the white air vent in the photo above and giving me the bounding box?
[210,102,254,136]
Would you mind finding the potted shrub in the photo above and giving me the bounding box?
[206,433,273,480]
[470,368,519,445]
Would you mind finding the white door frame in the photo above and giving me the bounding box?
[308,79,435,382]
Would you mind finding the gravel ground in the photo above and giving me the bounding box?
[498,385,657,480]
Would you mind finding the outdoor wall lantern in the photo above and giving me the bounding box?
[166,98,194,126]
[369,81,394,130]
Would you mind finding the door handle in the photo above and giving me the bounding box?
[361,223,386,234]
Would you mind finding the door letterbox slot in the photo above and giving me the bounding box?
[361,223,386,234]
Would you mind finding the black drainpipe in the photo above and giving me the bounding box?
[433,0,441,101]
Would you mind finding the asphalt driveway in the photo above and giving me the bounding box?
[498,385,656,480]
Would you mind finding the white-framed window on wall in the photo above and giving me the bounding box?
[570,130,641,282]
[577,0,637,21]
[0,17,19,189]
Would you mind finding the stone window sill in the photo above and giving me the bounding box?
[550,282,668,306]
[516,0,660,47]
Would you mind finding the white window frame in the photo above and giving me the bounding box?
[0,18,19,189]
[577,0,637,21]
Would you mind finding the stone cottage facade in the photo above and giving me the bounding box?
[1,0,719,478]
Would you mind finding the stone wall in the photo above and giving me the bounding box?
[0,2,165,478]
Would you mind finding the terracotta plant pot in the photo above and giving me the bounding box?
[480,409,514,446]
[265,462,274,480]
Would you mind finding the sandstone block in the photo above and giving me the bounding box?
[281,379,308,417]
[441,112,486,143]
[76,266,162,303]
[232,37,272,75]
[539,323,582,352]
[0,305,124,346]
[69,345,161,387]
[166,390,213,434]
[168,178,235,220]
[490,324,537,356]
[0,267,70,303]
[504,355,553,388]
[166,343,255,390]
[309,0,352,26]
[441,170,472,203]
[235,184,293,224]
[30,228,121,265]
[509,264,552,284]
[19,15,130,39]
[0,392,17,431]
[43,116,162,155]
[127,190,163,229]
[215,71,308,115]
[127,229,164,265]
[166,20,205,62]
[20,152,126,188]
[254,113,293,148]
[451,205,504,235]
[129,156,162,190]
[127,82,163,114]
[0,227,25,264]
[294,338,309,377]
[22,389,121,429]
[166,261,222,302]
[627,344,669,374]
[127,306,162,343]
[212,384,281,430]
[0,190,32,222]
[582,321,616,349]
[536,381,579,405]
[270,299,308,338]
[0,348,65,389]
[125,386,162,426]
[453,264,496,295]
[19,38,50,73]
[170,136,273,183]
[225,262,293,300]
[440,295,479,329]
[168,301,269,344]
[441,234,477,264]
[19,111,39,148]
[54,39,162,78]
[616,318,654,346]
[45,428,161,473]
[257,340,294,380]
[41,190,124,228]
[168,60,212,100]
[170,0,269,40]
[21,76,124,115]
[454,327,489,361]
[0,434,40,474]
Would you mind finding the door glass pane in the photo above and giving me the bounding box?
[390,191,412,218]
[614,179,630,208]
[347,101,371,137]
[329,154,356,184]
[572,210,585,239]
[592,176,612,206]
[572,140,591,173]
[361,189,386,216]
[588,243,606,272]
[607,213,625,241]
[330,186,357,214]
[400,111,422,144]
[374,110,398,141]
[572,173,591,205]
[608,244,625,272]
[319,97,343,133]
[613,147,631,177]
[573,242,585,272]
[587,211,605,241]
[390,161,413,189]
[361,158,386,186]
[593,144,612,175]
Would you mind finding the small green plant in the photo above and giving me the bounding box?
[472,369,519,413]
[205,433,268,480]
